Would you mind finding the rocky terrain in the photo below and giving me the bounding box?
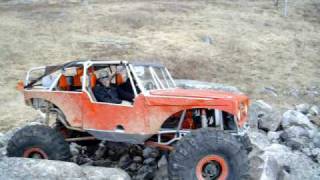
[248,100,320,180]
[0,0,320,131]
[0,81,320,179]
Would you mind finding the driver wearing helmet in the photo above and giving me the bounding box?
[93,71,122,104]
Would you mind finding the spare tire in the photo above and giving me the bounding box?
[168,128,249,180]
[7,124,71,161]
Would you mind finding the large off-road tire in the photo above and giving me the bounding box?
[168,128,249,180]
[7,124,71,161]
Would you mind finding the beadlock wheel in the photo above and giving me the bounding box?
[196,155,229,180]
[168,128,249,180]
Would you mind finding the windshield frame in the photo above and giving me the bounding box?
[129,64,176,93]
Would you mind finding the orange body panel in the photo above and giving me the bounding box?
[24,88,249,135]
[25,90,83,127]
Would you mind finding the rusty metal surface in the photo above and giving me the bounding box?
[24,90,83,127]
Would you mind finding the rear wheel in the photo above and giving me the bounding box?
[7,124,71,161]
[168,128,249,180]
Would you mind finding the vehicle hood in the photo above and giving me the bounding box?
[149,88,246,100]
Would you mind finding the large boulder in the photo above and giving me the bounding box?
[0,157,130,180]
[82,166,131,180]
[249,154,280,180]
[247,130,270,155]
[249,100,281,131]
[263,144,320,180]
[282,110,317,131]
[295,104,310,114]
[280,126,313,150]
[267,131,281,143]
[310,116,320,127]
[309,105,320,116]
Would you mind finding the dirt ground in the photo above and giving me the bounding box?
[0,0,319,131]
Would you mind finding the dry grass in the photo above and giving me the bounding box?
[0,0,319,131]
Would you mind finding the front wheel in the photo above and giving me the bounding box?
[168,129,249,180]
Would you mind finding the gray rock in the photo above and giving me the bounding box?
[201,35,213,45]
[302,147,312,156]
[249,100,281,131]
[175,79,241,93]
[258,155,280,180]
[312,133,320,148]
[310,116,320,127]
[0,132,5,148]
[278,169,291,180]
[259,110,282,132]
[261,87,278,97]
[157,155,167,168]
[280,126,313,150]
[133,156,143,163]
[283,125,312,139]
[249,100,272,129]
[312,148,320,163]
[247,130,270,154]
[282,110,316,130]
[249,155,265,180]
[142,147,159,158]
[0,147,6,158]
[82,166,130,180]
[263,144,320,179]
[0,157,130,180]
[70,142,81,157]
[267,131,281,143]
[92,159,113,167]
[295,104,310,114]
[135,165,155,180]
[143,158,156,165]
[118,154,132,169]
[154,165,169,180]
[311,148,320,156]
[309,105,320,116]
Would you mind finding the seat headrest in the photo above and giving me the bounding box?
[90,73,97,88]
[116,73,124,85]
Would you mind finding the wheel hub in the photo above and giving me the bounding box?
[203,161,222,179]
[23,147,49,159]
[196,155,228,180]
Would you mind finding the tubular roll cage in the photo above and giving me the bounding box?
[25,60,176,98]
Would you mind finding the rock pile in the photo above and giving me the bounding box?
[249,100,320,179]
[70,141,167,180]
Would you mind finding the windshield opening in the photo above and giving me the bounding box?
[132,65,176,91]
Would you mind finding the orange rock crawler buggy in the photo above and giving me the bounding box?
[8,60,251,180]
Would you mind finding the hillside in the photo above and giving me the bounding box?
[0,0,319,131]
